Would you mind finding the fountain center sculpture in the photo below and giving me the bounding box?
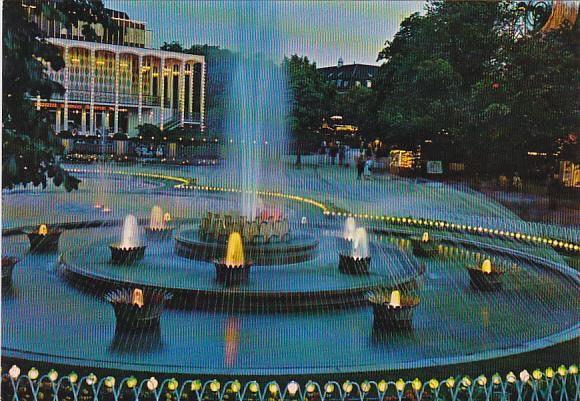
[422,232,429,242]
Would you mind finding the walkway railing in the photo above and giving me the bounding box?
[2,367,579,401]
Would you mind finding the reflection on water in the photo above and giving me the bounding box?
[224,316,240,367]
[110,326,162,354]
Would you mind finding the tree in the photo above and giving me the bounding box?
[2,0,115,191]
[333,86,375,138]
[283,54,335,164]
[373,0,578,175]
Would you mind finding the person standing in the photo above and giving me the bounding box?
[356,155,365,180]
[338,145,345,166]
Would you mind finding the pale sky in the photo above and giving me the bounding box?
[105,1,425,67]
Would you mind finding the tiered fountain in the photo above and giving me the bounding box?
[467,258,505,290]
[105,287,172,330]
[109,215,146,264]
[410,232,438,257]
[26,224,62,253]
[145,205,174,239]
[214,232,253,285]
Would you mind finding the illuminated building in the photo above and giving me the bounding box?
[23,1,206,136]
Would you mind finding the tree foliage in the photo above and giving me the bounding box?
[2,0,115,190]
[373,0,578,174]
[283,55,335,153]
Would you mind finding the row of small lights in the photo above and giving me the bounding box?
[5,365,579,394]
[64,168,580,254]
[322,211,580,253]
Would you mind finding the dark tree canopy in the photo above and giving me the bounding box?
[372,0,579,174]
[2,0,115,191]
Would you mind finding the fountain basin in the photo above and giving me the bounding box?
[145,226,175,240]
[410,237,438,257]
[26,230,62,253]
[466,266,505,290]
[109,244,146,265]
[2,257,18,288]
[105,288,172,330]
[338,254,371,275]
[214,260,253,285]
[369,292,420,330]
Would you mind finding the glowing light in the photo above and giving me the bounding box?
[147,377,158,390]
[104,376,115,388]
[167,379,178,391]
[38,224,48,235]
[520,370,530,382]
[68,372,78,384]
[131,288,144,308]
[225,232,245,267]
[395,379,405,392]
[506,372,516,383]
[9,365,20,379]
[422,232,429,242]
[361,381,371,393]
[127,376,138,389]
[209,380,220,392]
[86,373,97,386]
[342,381,353,393]
[412,379,422,391]
[324,383,335,393]
[429,379,439,389]
[230,381,241,393]
[390,290,401,307]
[377,380,387,392]
[287,381,299,396]
[191,380,202,391]
[482,259,492,274]
[269,383,279,394]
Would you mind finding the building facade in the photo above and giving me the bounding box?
[25,2,206,136]
[318,58,379,93]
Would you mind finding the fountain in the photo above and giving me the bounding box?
[369,289,420,330]
[467,258,505,290]
[109,215,146,264]
[26,224,62,253]
[410,231,438,257]
[339,227,371,275]
[105,287,172,330]
[214,232,252,285]
[145,205,174,239]
[343,217,357,241]
[2,257,18,288]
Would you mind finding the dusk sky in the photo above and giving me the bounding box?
[106,1,425,67]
